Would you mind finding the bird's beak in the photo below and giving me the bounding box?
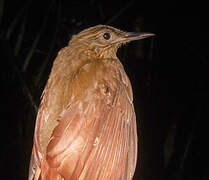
[116,32,155,43]
[125,32,155,41]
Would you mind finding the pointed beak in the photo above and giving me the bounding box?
[115,32,155,44]
[124,32,155,41]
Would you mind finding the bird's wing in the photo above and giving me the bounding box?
[43,59,137,180]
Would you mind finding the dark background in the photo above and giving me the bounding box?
[1,0,208,179]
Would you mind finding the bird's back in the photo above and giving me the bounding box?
[29,48,137,180]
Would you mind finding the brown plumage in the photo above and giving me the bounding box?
[28,25,154,180]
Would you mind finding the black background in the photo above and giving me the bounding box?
[1,0,208,179]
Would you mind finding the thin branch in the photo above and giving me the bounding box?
[6,6,25,40]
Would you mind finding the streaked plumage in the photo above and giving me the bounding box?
[29,25,154,180]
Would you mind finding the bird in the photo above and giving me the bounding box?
[28,25,154,180]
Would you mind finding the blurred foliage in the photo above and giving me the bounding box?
[0,0,62,179]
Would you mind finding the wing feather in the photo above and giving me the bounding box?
[48,84,136,180]
[32,58,137,180]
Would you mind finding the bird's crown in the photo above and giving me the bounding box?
[69,25,154,59]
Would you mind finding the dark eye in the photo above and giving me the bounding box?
[103,32,111,40]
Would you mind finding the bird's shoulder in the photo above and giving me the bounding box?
[68,57,132,102]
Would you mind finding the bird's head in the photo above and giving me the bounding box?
[69,25,154,59]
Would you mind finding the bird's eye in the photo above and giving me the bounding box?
[103,32,111,40]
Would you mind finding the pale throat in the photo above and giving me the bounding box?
[70,41,119,60]
[92,45,119,59]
